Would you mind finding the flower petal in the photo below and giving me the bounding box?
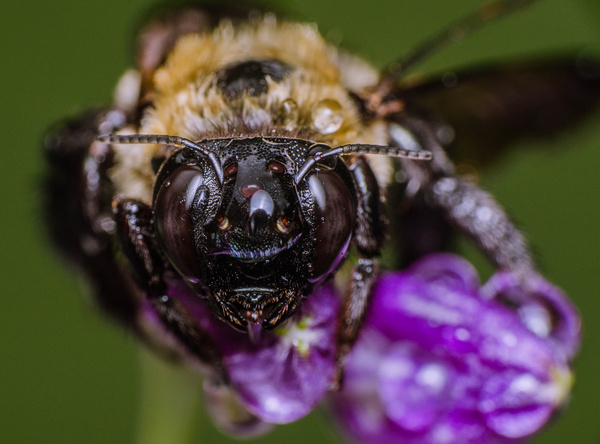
[331,253,579,444]
[225,284,339,422]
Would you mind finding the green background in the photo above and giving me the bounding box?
[2,0,599,442]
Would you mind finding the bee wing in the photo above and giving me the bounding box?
[400,57,600,166]
[383,57,600,268]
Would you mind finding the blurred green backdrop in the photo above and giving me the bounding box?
[1,0,599,443]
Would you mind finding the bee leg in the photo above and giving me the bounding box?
[114,198,226,376]
[44,108,140,326]
[150,295,226,378]
[334,157,385,388]
[113,199,166,292]
[427,175,535,273]
[390,117,535,274]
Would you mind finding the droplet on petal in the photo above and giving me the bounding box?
[312,99,343,134]
[479,370,570,439]
[330,254,580,444]
[379,344,454,433]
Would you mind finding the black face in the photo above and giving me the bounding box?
[153,137,356,332]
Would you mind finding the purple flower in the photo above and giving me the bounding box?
[139,253,579,442]
[140,279,339,433]
[330,254,580,444]
[222,284,339,424]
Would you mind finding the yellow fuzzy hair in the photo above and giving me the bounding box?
[110,15,389,203]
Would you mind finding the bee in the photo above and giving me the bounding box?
[44,0,599,381]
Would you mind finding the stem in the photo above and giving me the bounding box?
[135,347,202,444]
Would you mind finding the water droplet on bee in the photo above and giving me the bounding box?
[281,98,298,130]
[312,99,343,134]
[282,98,298,115]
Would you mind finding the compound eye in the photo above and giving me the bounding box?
[154,165,215,282]
[306,170,354,282]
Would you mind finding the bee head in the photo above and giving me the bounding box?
[99,134,430,332]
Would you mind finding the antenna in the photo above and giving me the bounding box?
[98,134,224,184]
[295,143,432,183]
[368,0,539,109]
